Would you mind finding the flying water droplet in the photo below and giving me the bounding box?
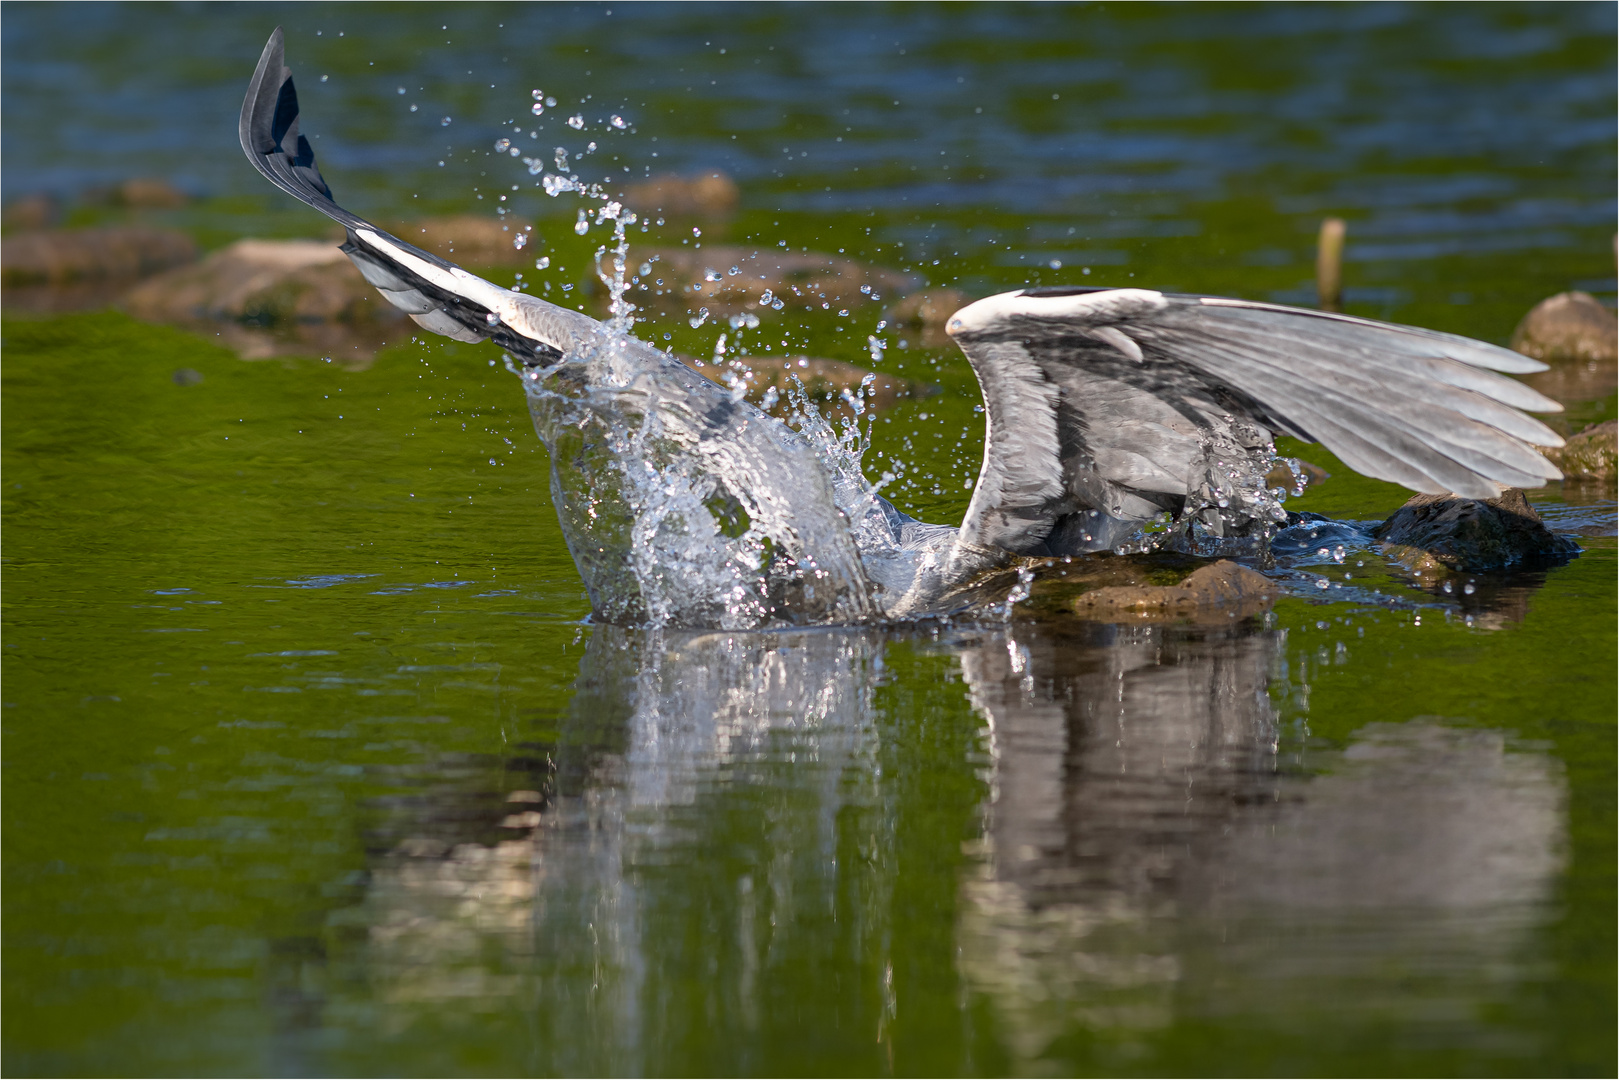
[567,114,585,129]
[535,256,551,269]
[704,268,723,282]
[689,307,710,328]
[575,210,590,235]
[440,116,452,126]
[610,115,627,129]
[495,138,512,153]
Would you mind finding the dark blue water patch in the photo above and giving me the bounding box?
[247,650,339,657]
[276,574,380,589]
[368,580,476,594]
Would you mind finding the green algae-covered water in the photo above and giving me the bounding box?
[4,4,1615,1075]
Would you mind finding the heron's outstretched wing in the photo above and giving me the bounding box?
[947,286,1565,556]
[240,28,597,366]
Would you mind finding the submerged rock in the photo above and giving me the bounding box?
[1068,560,1281,621]
[124,238,395,326]
[106,177,191,209]
[1541,419,1617,481]
[1510,291,1617,364]
[1263,457,1331,494]
[1373,488,1578,572]
[678,353,925,413]
[2,193,61,230]
[623,172,740,219]
[123,238,409,364]
[624,245,921,317]
[391,215,535,266]
[887,288,969,328]
[1,226,197,286]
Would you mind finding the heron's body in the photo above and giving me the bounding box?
[239,29,1564,628]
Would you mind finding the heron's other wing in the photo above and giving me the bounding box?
[240,28,598,365]
[947,287,1565,555]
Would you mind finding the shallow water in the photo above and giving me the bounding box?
[3,5,1615,1075]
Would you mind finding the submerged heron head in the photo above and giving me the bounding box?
[238,28,1565,629]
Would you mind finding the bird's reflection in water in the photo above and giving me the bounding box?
[957,619,1566,1068]
[335,611,1564,1070]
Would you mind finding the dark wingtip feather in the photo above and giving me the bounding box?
[240,28,343,216]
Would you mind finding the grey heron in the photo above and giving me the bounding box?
[240,29,1564,627]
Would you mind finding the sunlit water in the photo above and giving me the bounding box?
[3,5,1615,1075]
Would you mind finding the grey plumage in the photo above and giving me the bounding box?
[947,288,1563,557]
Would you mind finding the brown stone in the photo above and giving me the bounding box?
[1373,487,1578,571]
[1541,419,1617,481]
[887,288,969,328]
[1263,457,1331,493]
[623,172,740,218]
[123,238,396,328]
[624,245,921,317]
[109,178,190,209]
[391,215,535,265]
[1,227,197,286]
[1069,560,1281,621]
[2,193,60,231]
[1510,291,1617,364]
[679,353,926,414]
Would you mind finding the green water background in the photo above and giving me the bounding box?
[3,3,1614,1075]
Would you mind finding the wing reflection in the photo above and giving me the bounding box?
[956,620,1566,1067]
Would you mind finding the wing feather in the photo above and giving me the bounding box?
[948,288,1565,553]
[239,28,595,366]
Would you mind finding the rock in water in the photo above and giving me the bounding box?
[1542,419,1617,481]
[1,227,197,285]
[888,288,970,329]
[1070,560,1281,621]
[1510,291,1617,364]
[1374,488,1578,572]
[623,172,740,219]
[392,216,535,266]
[124,239,394,326]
